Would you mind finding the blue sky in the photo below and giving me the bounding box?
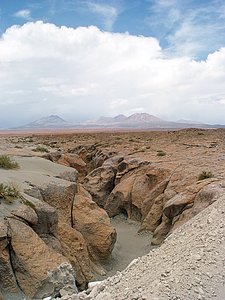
[2,0,225,59]
[0,1,225,127]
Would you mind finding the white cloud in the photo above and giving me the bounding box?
[14,9,31,20]
[0,21,225,127]
[86,2,118,30]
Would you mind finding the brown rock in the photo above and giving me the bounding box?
[58,222,93,288]
[59,154,87,175]
[83,166,116,207]
[21,193,58,236]
[39,181,77,224]
[72,194,116,261]
[11,203,38,225]
[151,214,172,245]
[140,194,165,232]
[0,219,20,294]
[105,175,136,218]
[8,218,76,298]
[172,182,225,230]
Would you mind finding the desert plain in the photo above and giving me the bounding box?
[0,128,225,300]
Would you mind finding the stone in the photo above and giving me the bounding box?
[58,154,87,177]
[8,218,77,298]
[57,222,93,288]
[72,194,117,261]
[20,193,58,236]
[105,175,136,218]
[83,166,116,207]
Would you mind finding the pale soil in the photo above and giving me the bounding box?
[80,194,225,300]
[1,128,225,299]
[99,215,153,279]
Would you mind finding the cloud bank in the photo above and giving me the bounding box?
[0,21,225,127]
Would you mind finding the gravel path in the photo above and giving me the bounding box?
[77,195,225,300]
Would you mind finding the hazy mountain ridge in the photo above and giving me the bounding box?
[13,113,224,129]
[15,115,73,129]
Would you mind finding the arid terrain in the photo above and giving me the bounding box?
[0,128,225,299]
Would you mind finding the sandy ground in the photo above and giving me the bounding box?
[98,215,153,279]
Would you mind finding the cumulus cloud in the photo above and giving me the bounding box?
[14,9,31,20]
[0,21,225,127]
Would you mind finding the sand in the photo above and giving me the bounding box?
[98,215,154,279]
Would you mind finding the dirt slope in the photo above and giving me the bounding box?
[81,194,225,300]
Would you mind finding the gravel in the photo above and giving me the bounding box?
[76,195,225,300]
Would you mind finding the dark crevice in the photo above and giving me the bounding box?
[6,225,23,294]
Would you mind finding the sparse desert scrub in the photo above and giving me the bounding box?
[0,183,20,203]
[0,155,19,169]
[198,171,214,180]
[157,150,166,156]
[32,145,49,153]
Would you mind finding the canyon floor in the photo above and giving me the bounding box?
[0,128,225,299]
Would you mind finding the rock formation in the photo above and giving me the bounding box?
[0,156,116,298]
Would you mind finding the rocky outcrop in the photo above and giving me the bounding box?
[72,194,116,262]
[58,223,93,288]
[0,156,117,298]
[83,166,116,207]
[105,165,170,222]
[77,194,225,300]
[0,194,77,299]
[9,218,76,299]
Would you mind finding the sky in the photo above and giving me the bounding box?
[1,0,225,127]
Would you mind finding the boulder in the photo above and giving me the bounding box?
[72,194,116,261]
[172,182,225,230]
[8,218,77,299]
[83,166,116,207]
[151,214,172,245]
[106,165,170,222]
[115,158,149,184]
[105,175,135,218]
[0,219,20,295]
[58,222,93,288]
[57,154,87,177]
[140,194,165,232]
[0,156,78,224]
[20,193,58,236]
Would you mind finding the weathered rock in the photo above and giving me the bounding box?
[20,193,58,236]
[151,214,172,245]
[0,156,78,224]
[141,179,169,219]
[0,219,20,295]
[83,166,116,207]
[72,194,116,261]
[58,154,87,176]
[58,223,93,288]
[10,203,38,225]
[8,218,77,298]
[172,182,225,230]
[92,149,109,169]
[39,181,77,224]
[106,165,170,222]
[140,193,165,232]
[102,156,124,169]
[115,157,149,184]
[105,176,136,218]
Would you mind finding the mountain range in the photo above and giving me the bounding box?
[13,113,224,130]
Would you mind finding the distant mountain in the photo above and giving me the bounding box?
[17,115,73,129]
[113,114,127,122]
[93,113,176,128]
[127,113,162,123]
[177,119,204,125]
[12,113,225,130]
